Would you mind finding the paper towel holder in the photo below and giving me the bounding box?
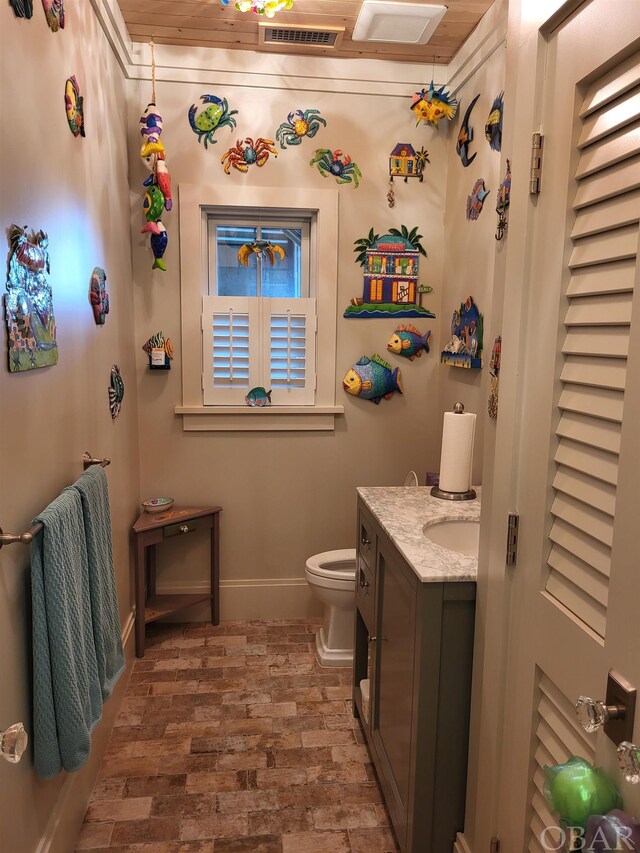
[431,402,477,501]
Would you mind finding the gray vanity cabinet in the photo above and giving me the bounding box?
[353,498,476,853]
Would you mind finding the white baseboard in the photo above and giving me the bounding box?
[37,615,135,853]
[156,578,323,622]
[454,833,473,853]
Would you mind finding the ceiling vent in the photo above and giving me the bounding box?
[258,23,345,49]
[352,1,447,45]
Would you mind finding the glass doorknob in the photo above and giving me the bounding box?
[617,741,640,784]
[1,723,28,763]
[575,695,625,733]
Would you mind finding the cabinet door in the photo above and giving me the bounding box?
[371,539,417,849]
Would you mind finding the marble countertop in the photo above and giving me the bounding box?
[357,486,481,583]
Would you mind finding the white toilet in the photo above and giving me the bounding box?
[305,548,357,667]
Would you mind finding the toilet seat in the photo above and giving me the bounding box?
[305,549,356,583]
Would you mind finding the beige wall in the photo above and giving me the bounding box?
[128,52,451,618]
[0,4,139,851]
[439,32,507,484]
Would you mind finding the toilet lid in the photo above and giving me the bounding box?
[306,548,356,581]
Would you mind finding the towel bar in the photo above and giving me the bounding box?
[0,453,111,549]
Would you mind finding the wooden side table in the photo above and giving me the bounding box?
[132,505,222,657]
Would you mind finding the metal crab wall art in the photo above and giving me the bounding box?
[221,138,278,173]
[238,241,285,266]
[310,149,362,188]
[188,95,238,149]
[275,109,327,149]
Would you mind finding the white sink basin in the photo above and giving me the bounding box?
[423,520,480,557]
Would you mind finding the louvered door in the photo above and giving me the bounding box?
[496,4,640,848]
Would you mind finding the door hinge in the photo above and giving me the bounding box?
[506,512,519,565]
[530,132,543,194]
[490,837,500,853]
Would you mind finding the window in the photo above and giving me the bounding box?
[176,185,342,431]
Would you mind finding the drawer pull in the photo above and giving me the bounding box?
[361,537,371,546]
[179,524,190,534]
[359,576,370,589]
[368,635,377,643]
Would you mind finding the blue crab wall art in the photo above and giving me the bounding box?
[275,109,327,149]
[188,95,238,149]
[310,149,362,188]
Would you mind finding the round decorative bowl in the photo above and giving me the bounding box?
[142,497,174,514]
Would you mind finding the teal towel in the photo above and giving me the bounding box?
[31,490,103,778]
[69,466,125,700]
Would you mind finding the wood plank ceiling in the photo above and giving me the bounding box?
[117,0,494,64]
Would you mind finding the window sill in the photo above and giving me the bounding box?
[174,404,345,432]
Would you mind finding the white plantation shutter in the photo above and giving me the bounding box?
[544,57,640,638]
[266,298,316,405]
[203,296,260,404]
[202,296,316,406]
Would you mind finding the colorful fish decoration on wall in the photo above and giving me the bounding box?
[485,92,504,151]
[188,95,238,149]
[410,81,458,128]
[4,225,58,372]
[456,94,480,168]
[387,325,431,361]
[245,387,272,407]
[65,76,85,137]
[343,355,402,404]
[89,267,109,325]
[275,109,326,149]
[466,179,490,221]
[9,0,33,18]
[142,331,174,368]
[109,365,125,419]
[42,0,64,31]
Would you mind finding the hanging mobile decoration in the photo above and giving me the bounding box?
[387,326,431,361]
[142,331,174,369]
[275,109,326,149]
[188,95,238,149]
[238,241,285,266]
[41,0,64,31]
[441,296,483,369]
[221,0,293,16]
[466,178,490,220]
[456,94,480,167]
[9,0,33,17]
[221,137,278,173]
[485,91,504,151]
[410,82,458,128]
[89,267,109,326]
[495,159,511,241]
[4,225,58,372]
[310,149,362,187]
[488,336,501,418]
[65,76,85,137]
[108,365,125,419]
[139,42,172,271]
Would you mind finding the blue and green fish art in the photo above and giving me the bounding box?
[387,325,431,361]
[466,179,490,220]
[485,92,504,152]
[342,354,403,405]
[245,387,272,407]
[456,94,480,168]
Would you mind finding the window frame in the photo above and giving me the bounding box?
[176,184,343,431]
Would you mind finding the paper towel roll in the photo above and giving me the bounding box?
[438,411,476,493]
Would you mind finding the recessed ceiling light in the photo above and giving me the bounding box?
[352,1,447,45]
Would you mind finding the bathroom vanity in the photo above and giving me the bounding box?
[353,487,480,853]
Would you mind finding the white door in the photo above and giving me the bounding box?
[497,2,640,849]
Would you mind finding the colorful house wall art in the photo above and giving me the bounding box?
[345,227,435,319]
[388,144,429,182]
[4,225,58,372]
[441,296,483,368]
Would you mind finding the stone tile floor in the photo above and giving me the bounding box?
[76,619,400,853]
